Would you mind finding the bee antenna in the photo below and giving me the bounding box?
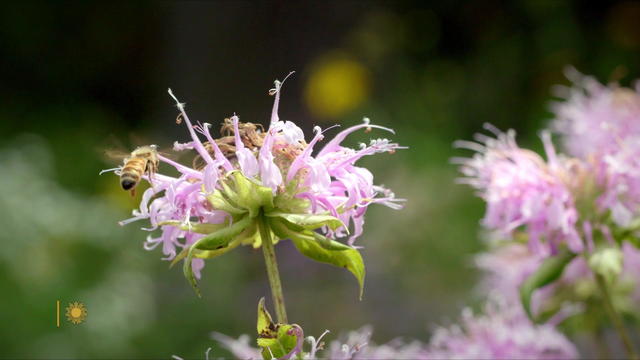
[99,167,120,175]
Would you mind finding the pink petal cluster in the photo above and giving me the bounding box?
[426,296,579,359]
[214,327,427,360]
[622,241,640,303]
[214,305,578,360]
[475,243,544,303]
[454,124,581,255]
[476,240,640,318]
[552,69,640,226]
[118,77,403,275]
[475,243,590,315]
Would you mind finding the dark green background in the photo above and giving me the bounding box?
[1,1,638,358]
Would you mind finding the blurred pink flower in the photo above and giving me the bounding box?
[214,301,579,360]
[454,124,581,255]
[475,242,590,317]
[426,296,579,360]
[214,326,427,360]
[476,241,640,318]
[622,241,640,303]
[475,243,544,302]
[552,69,640,226]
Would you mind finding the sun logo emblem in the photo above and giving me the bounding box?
[65,302,87,324]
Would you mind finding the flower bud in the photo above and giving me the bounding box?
[588,247,623,284]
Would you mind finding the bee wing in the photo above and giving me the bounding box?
[97,133,132,165]
[156,145,186,162]
[104,149,130,160]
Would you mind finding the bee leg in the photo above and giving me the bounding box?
[147,164,157,193]
[130,188,136,197]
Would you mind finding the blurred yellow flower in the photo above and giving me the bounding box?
[305,55,370,119]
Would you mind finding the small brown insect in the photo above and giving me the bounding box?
[192,119,267,170]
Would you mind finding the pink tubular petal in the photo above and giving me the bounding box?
[167,89,216,166]
[287,126,324,181]
[318,118,395,157]
[258,128,283,190]
[232,116,259,176]
[269,71,295,129]
[196,123,234,172]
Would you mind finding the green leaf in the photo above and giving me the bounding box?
[256,298,298,360]
[169,236,242,269]
[182,216,253,296]
[519,250,575,321]
[270,217,350,250]
[257,326,300,359]
[285,225,365,299]
[270,219,363,297]
[266,211,346,232]
[183,245,202,298]
[194,215,252,250]
[311,232,352,251]
[260,325,299,360]
[206,190,246,215]
[257,297,276,337]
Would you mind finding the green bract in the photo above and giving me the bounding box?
[589,247,623,285]
[256,297,302,360]
[519,250,575,322]
[171,171,365,298]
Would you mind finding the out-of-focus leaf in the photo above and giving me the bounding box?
[519,250,575,321]
[588,246,623,284]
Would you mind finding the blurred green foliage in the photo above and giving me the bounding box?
[0,1,638,358]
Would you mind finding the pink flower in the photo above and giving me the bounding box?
[454,124,581,255]
[112,74,404,279]
[475,242,589,317]
[214,326,427,360]
[475,243,544,303]
[622,242,640,303]
[213,300,578,360]
[426,296,579,359]
[552,69,640,226]
[551,68,640,160]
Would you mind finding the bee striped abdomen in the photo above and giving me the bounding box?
[120,158,146,190]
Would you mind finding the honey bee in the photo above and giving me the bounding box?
[110,145,159,196]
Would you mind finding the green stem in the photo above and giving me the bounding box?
[257,214,288,324]
[594,273,638,360]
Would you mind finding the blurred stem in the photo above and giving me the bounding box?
[258,213,288,324]
[594,273,637,360]
[594,328,611,359]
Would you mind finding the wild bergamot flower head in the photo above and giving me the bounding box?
[552,68,640,227]
[453,124,582,256]
[111,74,404,296]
